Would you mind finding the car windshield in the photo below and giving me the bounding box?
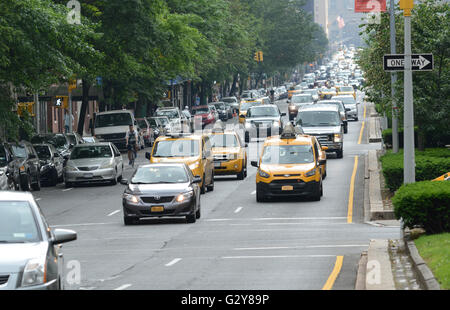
[192,108,209,115]
[292,96,313,103]
[0,145,7,167]
[222,98,237,104]
[210,134,239,148]
[303,90,318,96]
[261,145,314,165]
[240,102,257,111]
[95,113,133,128]
[70,145,112,159]
[248,107,278,118]
[297,111,341,127]
[31,135,67,149]
[212,103,225,110]
[340,86,354,92]
[319,101,344,112]
[0,201,41,243]
[322,87,336,92]
[66,134,76,145]
[336,97,356,105]
[152,140,200,157]
[156,109,178,119]
[131,166,188,184]
[34,145,51,159]
[154,117,169,125]
[10,145,27,158]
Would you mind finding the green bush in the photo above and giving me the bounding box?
[393,181,450,234]
[380,149,450,192]
[382,128,418,148]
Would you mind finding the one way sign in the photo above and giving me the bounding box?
[383,54,433,71]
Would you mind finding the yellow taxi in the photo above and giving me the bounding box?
[337,85,356,99]
[146,133,214,194]
[288,85,302,99]
[319,87,337,100]
[432,172,449,181]
[209,128,248,180]
[238,98,267,123]
[313,136,328,179]
[250,124,326,202]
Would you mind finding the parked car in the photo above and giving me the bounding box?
[64,142,124,188]
[148,116,169,138]
[120,163,202,225]
[82,136,100,143]
[0,143,16,191]
[136,118,154,147]
[155,107,189,133]
[7,141,41,191]
[0,191,77,290]
[31,134,72,160]
[33,144,64,186]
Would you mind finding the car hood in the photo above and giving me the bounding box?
[212,147,241,155]
[68,158,113,167]
[247,117,279,122]
[127,182,191,195]
[95,126,129,135]
[260,163,316,174]
[151,156,200,166]
[0,242,48,273]
[302,126,341,134]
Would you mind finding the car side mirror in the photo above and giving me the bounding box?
[145,152,151,160]
[51,229,77,245]
[321,146,329,151]
[281,113,286,116]
[345,108,351,112]
[193,176,202,184]
[251,161,259,168]
[120,179,129,185]
[319,159,326,166]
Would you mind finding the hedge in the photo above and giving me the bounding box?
[380,149,450,192]
[382,128,419,148]
[392,181,450,234]
[382,128,450,148]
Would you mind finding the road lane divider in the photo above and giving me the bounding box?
[165,258,182,267]
[347,156,359,224]
[107,210,121,217]
[234,207,243,214]
[114,284,132,290]
[322,256,344,290]
[62,188,73,192]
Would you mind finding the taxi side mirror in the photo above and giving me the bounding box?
[319,159,326,166]
[193,176,202,184]
[251,161,259,168]
[145,152,151,160]
[321,146,329,151]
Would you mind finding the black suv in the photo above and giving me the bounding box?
[33,144,65,186]
[7,141,41,191]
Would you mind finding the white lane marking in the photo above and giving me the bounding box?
[233,244,368,251]
[234,207,243,214]
[35,198,42,201]
[222,255,336,259]
[62,188,73,192]
[205,217,346,222]
[107,210,121,217]
[165,258,182,267]
[251,190,256,195]
[114,284,132,290]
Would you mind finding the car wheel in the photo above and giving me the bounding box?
[50,169,58,186]
[31,175,40,191]
[110,175,117,185]
[311,182,322,201]
[256,188,266,202]
[65,181,73,189]
[355,117,359,121]
[124,216,137,226]
[323,169,327,180]
[245,132,250,143]
[207,171,214,192]
[186,212,196,223]
[195,202,201,219]
[237,161,246,180]
[20,174,31,191]
[336,149,343,159]
[344,124,348,134]
[200,175,206,194]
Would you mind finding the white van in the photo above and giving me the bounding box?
[94,110,141,150]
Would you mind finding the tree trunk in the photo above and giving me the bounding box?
[77,79,91,136]
[229,74,238,97]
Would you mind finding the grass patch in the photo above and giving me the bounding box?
[414,233,450,289]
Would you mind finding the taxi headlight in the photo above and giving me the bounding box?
[176,191,194,203]
[124,194,140,204]
[334,133,343,143]
[259,170,270,178]
[21,257,46,287]
[305,168,317,177]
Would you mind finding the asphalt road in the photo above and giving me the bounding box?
[35,91,400,290]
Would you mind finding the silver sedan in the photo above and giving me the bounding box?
[64,142,124,188]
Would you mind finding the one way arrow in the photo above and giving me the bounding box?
[418,55,430,70]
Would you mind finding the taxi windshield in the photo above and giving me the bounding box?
[247,107,278,118]
[292,95,313,103]
[261,145,314,164]
[339,86,354,92]
[152,140,200,157]
[210,134,239,148]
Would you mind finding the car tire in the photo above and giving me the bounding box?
[195,201,201,219]
[237,161,247,180]
[65,182,73,189]
[355,117,359,121]
[256,188,266,202]
[110,176,117,186]
[50,170,58,186]
[311,182,322,201]
[244,132,250,143]
[20,174,31,191]
[124,216,137,226]
[344,124,348,134]
[186,212,196,224]
[336,149,343,159]
[207,171,214,192]
[200,175,206,194]
[31,174,40,191]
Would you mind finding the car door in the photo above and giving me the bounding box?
[51,146,64,177]
[112,144,123,175]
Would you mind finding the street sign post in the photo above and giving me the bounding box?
[383,54,433,71]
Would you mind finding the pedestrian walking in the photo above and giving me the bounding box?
[64,109,74,133]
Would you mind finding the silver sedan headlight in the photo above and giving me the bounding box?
[21,257,46,287]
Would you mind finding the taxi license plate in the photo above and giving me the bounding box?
[83,173,93,179]
[151,206,164,212]
[282,185,294,191]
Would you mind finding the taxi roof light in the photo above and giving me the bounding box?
[280,123,297,139]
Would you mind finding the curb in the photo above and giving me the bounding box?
[355,251,368,290]
[403,229,441,290]
[365,239,396,290]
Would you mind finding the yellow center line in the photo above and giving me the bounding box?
[347,156,359,223]
[358,121,365,145]
[322,256,344,290]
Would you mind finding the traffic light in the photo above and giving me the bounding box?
[254,52,259,62]
[258,51,263,62]
[17,102,35,117]
[68,78,77,91]
[55,96,68,109]
[254,51,264,62]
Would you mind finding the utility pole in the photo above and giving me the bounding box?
[390,0,399,153]
[400,0,415,184]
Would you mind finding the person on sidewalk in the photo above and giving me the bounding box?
[64,109,74,133]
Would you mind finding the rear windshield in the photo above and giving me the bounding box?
[70,145,112,159]
[297,111,341,127]
[193,108,209,115]
[0,201,41,243]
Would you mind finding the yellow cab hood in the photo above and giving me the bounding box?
[212,147,240,155]
[261,162,316,174]
[151,156,200,166]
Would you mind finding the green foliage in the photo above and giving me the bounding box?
[382,127,418,148]
[380,149,450,192]
[392,181,450,234]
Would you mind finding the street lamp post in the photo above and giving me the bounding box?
[390,0,399,154]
